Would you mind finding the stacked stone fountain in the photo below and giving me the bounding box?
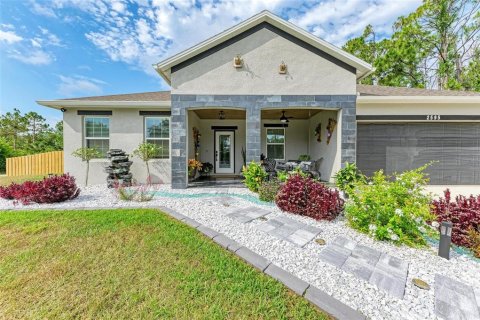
[105,149,133,188]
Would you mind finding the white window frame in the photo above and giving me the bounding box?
[144,116,171,159]
[266,128,285,160]
[83,116,110,158]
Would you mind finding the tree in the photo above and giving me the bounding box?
[0,137,17,173]
[72,147,101,186]
[24,112,48,144]
[0,108,27,150]
[343,0,480,91]
[132,142,160,178]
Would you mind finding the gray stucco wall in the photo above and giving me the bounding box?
[171,24,356,95]
[171,94,356,188]
[63,108,171,186]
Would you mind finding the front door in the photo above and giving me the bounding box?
[215,131,234,174]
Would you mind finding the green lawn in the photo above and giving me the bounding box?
[0,209,329,319]
[0,174,45,186]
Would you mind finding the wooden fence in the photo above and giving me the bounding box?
[6,151,64,177]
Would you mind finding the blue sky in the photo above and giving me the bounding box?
[0,0,421,125]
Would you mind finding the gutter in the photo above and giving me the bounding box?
[37,100,172,110]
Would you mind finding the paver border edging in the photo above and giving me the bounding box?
[0,205,366,320]
[158,206,366,320]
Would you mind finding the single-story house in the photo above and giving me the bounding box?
[38,10,480,188]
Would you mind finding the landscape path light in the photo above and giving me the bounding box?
[439,221,452,260]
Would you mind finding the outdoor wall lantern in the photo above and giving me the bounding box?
[439,221,453,259]
[279,61,287,74]
[218,110,226,120]
[233,54,243,68]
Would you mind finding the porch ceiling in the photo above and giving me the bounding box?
[261,109,322,120]
[193,109,246,119]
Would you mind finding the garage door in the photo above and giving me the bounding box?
[357,123,480,185]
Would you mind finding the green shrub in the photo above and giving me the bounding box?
[242,161,268,192]
[277,170,288,183]
[258,179,281,202]
[334,162,365,193]
[345,164,434,247]
[298,154,311,161]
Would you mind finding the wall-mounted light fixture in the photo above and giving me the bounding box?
[279,61,287,74]
[60,108,66,112]
[218,110,225,120]
[233,54,243,68]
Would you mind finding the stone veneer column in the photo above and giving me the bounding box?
[339,97,357,165]
[171,100,187,189]
[246,105,261,163]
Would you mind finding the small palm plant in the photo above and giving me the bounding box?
[72,147,101,186]
[132,142,160,178]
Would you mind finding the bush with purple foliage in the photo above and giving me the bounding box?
[275,174,344,221]
[0,174,80,205]
[431,189,480,248]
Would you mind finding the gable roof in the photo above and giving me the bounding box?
[154,10,373,83]
[357,84,480,96]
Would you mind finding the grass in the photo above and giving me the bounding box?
[0,175,45,186]
[0,208,329,319]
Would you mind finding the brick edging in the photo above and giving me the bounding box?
[0,205,365,319]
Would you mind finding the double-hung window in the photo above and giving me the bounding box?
[266,128,285,160]
[84,117,110,157]
[145,117,170,159]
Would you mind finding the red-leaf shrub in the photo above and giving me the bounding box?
[431,189,480,247]
[275,174,344,220]
[0,174,80,205]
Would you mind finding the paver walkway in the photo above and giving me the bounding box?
[319,236,409,299]
[226,206,271,223]
[256,216,322,247]
[434,274,480,320]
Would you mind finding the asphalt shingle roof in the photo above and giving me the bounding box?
[59,85,479,102]
[357,84,480,96]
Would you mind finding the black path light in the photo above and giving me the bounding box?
[439,221,453,259]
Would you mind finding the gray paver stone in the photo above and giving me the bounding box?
[264,264,310,295]
[286,233,310,247]
[434,276,480,320]
[304,286,366,320]
[227,241,242,253]
[197,225,219,239]
[319,246,351,268]
[332,236,357,250]
[376,253,409,277]
[342,256,376,281]
[369,268,406,299]
[183,217,200,228]
[236,247,271,271]
[351,244,382,266]
[213,234,235,249]
[162,208,187,221]
[269,224,298,238]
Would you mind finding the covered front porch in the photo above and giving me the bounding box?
[186,107,342,186]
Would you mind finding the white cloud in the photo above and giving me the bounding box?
[0,29,23,44]
[38,27,64,47]
[27,0,423,76]
[57,75,107,97]
[8,49,53,65]
[30,0,57,18]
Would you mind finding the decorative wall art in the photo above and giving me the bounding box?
[326,118,337,145]
[314,123,322,142]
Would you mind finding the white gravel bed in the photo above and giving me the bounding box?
[1,184,479,320]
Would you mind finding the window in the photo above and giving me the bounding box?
[145,117,170,159]
[266,128,285,160]
[84,117,110,157]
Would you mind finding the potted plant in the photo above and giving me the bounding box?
[188,159,202,180]
[199,162,213,176]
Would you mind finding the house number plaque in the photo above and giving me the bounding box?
[426,115,441,120]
